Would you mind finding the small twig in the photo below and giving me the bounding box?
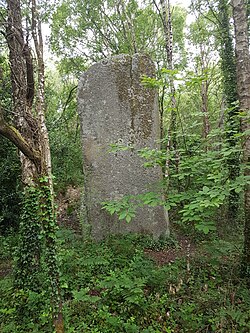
[61,85,77,116]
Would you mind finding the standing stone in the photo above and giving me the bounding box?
[77,54,168,239]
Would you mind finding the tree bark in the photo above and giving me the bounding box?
[0,107,40,168]
[232,0,250,276]
[219,0,240,227]
[198,44,210,141]
[6,0,40,185]
[159,0,178,176]
[1,0,64,331]
[201,80,210,138]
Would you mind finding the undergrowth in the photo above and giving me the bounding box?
[0,230,250,332]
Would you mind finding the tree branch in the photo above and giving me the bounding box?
[0,107,41,168]
[152,0,165,26]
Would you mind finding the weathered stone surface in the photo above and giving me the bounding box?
[77,54,168,239]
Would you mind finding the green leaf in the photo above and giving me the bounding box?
[126,215,132,223]
[119,211,128,220]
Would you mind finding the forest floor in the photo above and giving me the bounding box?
[0,225,250,333]
[144,235,196,266]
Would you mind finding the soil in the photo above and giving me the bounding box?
[144,237,196,265]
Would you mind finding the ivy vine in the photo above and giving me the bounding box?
[13,177,62,329]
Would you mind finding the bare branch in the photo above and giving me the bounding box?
[205,0,222,26]
[61,85,77,116]
[152,0,165,26]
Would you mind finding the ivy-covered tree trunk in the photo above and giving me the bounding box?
[232,0,250,277]
[219,0,240,227]
[0,0,64,331]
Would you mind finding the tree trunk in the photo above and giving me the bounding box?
[197,41,211,142]
[6,0,39,185]
[219,0,240,228]
[154,0,179,236]
[201,80,210,139]
[1,0,64,331]
[232,0,250,277]
[159,0,179,178]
